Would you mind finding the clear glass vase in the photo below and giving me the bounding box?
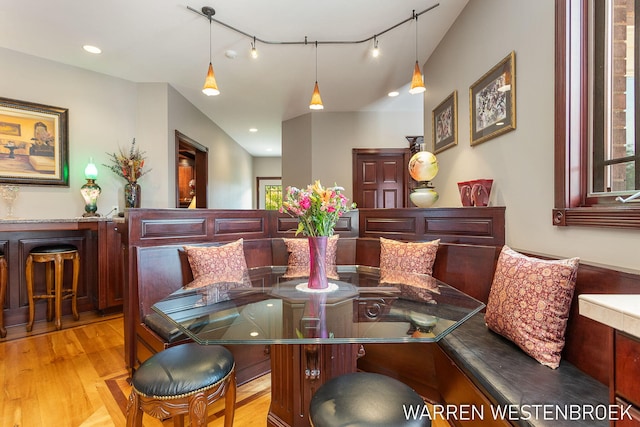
[0,185,19,219]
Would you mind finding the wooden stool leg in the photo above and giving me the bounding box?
[25,255,35,332]
[187,393,207,427]
[224,374,237,427]
[0,257,7,338]
[54,254,64,330]
[125,392,143,427]
[45,261,54,322]
[71,253,79,320]
[172,414,186,427]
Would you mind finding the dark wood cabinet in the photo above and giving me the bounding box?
[613,332,640,426]
[0,219,123,329]
[97,220,124,311]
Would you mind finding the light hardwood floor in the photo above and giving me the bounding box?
[0,315,447,427]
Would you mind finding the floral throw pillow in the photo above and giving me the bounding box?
[485,246,580,369]
[282,235,339,280]
[183,239,250,288]
[379,237,440,290]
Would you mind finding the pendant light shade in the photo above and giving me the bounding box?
[201,6,220,96]
[309,41,324,110]
[409,11,425,95]
[309,81,324,110]
[409,61,426,94]
[202,62,220,96]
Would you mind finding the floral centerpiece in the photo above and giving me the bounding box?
[280,180,354,237]
[104,138,150,208]
[280,180,355,290]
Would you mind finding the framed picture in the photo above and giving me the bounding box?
[0,97,69,186]
[469,51,516,146]
[432,90,458,154]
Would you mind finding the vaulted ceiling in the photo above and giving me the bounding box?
[0,0,469,156]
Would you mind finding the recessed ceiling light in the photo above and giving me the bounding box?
[225,49,237,59]
[388,91,399,97]
[249,128,258,132]
[83,45,102,54]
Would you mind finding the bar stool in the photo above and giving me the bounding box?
[126,342,236,427]
[25,244,80,332]
[309,372,430,427]
[0,252,7,338]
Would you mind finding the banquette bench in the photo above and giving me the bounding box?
[120,208,636,426]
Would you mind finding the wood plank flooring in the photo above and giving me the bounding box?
[0,315,448,427]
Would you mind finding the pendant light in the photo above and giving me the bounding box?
[250,36,258,59]
[309,41,324,110]
[202,6,220,96]
[409,11,426,95]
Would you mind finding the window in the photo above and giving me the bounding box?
[591,0,639,196]
[256,177,282,210]
[554,0,640,228]
[264,184,282,210]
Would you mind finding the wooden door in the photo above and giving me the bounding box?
[352,148,410,208]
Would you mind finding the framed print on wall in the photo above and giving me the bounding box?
[432,90,458,154]
[469,51,516,146]
[0,97,69,186]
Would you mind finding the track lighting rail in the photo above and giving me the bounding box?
[186,4,439,46]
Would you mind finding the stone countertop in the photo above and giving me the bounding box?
[579,294,640,339]
[0,217,112,224]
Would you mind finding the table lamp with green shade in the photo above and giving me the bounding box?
[80,158,101,217]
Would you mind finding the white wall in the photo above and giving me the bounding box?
[283,111,423,198]
[0,48,137,218]
[0,47,253,217]
[424,0,639,271]
[168,86,253,209]
[282,114,313,190]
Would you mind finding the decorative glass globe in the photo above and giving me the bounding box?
[408,151,439,182]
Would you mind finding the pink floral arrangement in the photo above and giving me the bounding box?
[280,180,355,237]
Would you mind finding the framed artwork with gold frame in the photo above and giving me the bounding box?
[432,90,458,154]
[469,51,516,146]
[0,97,69,186]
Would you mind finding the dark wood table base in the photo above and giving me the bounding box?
[268,343,362,427]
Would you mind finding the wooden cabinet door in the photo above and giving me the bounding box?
[352,148,410,208]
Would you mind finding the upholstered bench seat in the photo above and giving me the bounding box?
[438,313,609,427]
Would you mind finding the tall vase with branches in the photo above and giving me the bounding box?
[104,139,150,208]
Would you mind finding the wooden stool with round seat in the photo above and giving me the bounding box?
[309,372,431,427]
[126,342,236,427]
[25,244,80,332]
[0,252,7,338]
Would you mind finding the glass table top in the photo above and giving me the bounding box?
[152,265,485,345]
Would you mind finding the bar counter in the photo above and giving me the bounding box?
[0,217,123,332]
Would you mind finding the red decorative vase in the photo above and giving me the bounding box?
[307,236,329,290]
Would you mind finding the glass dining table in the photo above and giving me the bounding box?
[152,265,485,427]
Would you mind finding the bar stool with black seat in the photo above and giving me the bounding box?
[25,244,80,332]
[126,342,236,427]
[0,251,7,338]
[309,372,430,427]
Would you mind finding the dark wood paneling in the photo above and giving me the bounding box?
[352,148,410,208]
[359,207,506,246]
[213,217,266,236]
[141,218,207,239]
[0,227,100,328]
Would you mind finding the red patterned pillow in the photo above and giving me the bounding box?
[282,235,339,280]
[183,239,250,288]
[485,246,580,369]
[379,237,439,289]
